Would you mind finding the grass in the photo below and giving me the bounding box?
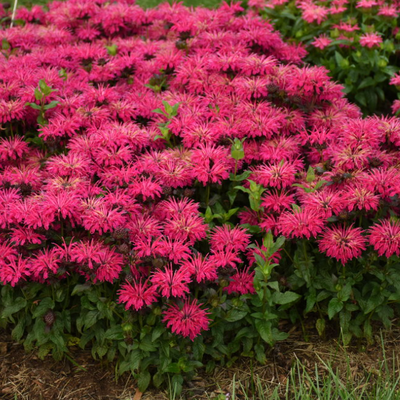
[163,332,400,400]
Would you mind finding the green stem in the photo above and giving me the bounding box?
[205,184,210,207]
[65,353,88,372]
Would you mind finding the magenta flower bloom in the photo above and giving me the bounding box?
[369,220,400,258]
[224,268,256,295]
[318,225,366,264]
[312,34,332,50]
[163,299,210,341]
[151,265,191,298]
[359,33,383,48]
[279,208,325,239]
[118,280,158,311]
[210,225,251,253]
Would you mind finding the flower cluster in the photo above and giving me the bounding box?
[1,0,400,343]
[257,0,400,113]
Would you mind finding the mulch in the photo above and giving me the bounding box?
[0,320,399,399]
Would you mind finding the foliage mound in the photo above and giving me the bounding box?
[1,0,400,393]
[254,0,400,114]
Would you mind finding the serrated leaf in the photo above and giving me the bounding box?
[151,325,165,342]
[225,309,247,322]
[105,44,118,56]
[104,325,124,341]
[43,101,59,110]
[35,88,43,101]
[84,310,100,330]
[328,298,343,319]
[306,166,315,183]
[26,102,42,110]
[32,297,55,319]
[71,283,91,296]
[2,297,27,318]
[273,291,301,305]
[255,320,273,345]
[1,38,10,50]
[137,370,151,393]
[316,318,325,336]
[254,343,267,364]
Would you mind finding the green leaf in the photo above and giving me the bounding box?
[273,291,301,305]
[328,298,343,319]
[234,185,251,195]
[84,310,100,330]
[355,92,367,107]
[162,100,173,116]
[306,166,315,183]
[43,101,59,110]
[71,283,91,296]
[139,336,157,352]
[50,332,66,352]
[38,342,53,359]
[254,344,266,364]
[225,309,247,322]
[105,44,118,56]
[255,320,273,345]
[129,349,142,371]
[2,297,27,318]
[26,102,42,110]
[335,51,344,66]
[32,297,55,319]
[153,372,164,388]
[34,88,43,101]
[152,108,167,116]
[104,325,124,341]
[230,170,251,181]
[137,370,151,393]
[151,325,165,342]
[39,79,56,96]
[316,318,325,336]
[164,363,181,373]
[358,77,375,90]
[11,314,27,341]
[2,38,10,50]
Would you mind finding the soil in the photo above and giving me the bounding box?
[0,321,399,400]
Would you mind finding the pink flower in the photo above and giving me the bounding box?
[344,185,380,212]
[163,213,208,244]
[210,225,251,253]
[378,5,398,17]
[312,34,332,50]
[0,255,31,287]
[0,99,26,123]
[359,33,382,48]
[261,190,294,213]
[356,0,378,8]
[163,298,210,341]
[118,280,158,311]
[30,248,60,281]
[250,161,299,189]
[390,74,400,87]
[392,100,400,115]
[279,208,325,239]
[369,220,400,258]
[318,225,366,264]
[151,265,191,298]
[180,254,217,283]
[300,3,329,24]
[191,144,234,185]
[224,268,256,295]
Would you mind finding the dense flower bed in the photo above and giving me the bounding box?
[1,0,400,393]
[254,0,400,114]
